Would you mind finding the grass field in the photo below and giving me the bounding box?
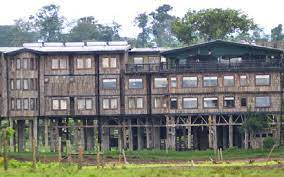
[0,160,283,177]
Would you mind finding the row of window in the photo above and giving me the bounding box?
[164,96,270,109]
[154,74,270,88]
[51,57,117,70]
[10,98,37,111]
[11,58,38,70]
[10,78,38,90]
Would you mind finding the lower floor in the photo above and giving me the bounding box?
[0,114,283,153]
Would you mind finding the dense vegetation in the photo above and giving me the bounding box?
[0,4,283,47]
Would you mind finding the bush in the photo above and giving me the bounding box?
[263,137,275,149]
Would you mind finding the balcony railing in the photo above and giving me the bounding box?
[126,61,283,73]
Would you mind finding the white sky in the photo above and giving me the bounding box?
[0,0,283,38]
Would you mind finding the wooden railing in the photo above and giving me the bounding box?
[126,61,283,73]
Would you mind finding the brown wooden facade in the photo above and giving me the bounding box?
[0,40,283,152]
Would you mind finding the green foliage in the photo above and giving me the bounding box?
[263,137,276,149]
[271,24,284,41]
[134,13,152,47]
[68,16,121,42]
[241,111,269,134]
[172,8,256,44]
[6,127,15,138]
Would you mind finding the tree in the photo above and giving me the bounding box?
[172,9,256,44]
[134,13,151,47]
[68,16,121,42]
[32,4,65,42]
[149,4,180,47]
[271,24,284,41]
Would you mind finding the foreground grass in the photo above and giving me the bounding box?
[6,146,284,161]
[0,160,283,177]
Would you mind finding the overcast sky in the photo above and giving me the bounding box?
[1,0,283,38]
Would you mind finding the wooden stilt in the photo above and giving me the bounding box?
[166,116,175,150]
[128,119,133,150]
[212,115,218,152]
[137,119,144,150]
[229,115,234,148]
[146,118,151,149]
[187,116,192,150]
[44,118,49,150]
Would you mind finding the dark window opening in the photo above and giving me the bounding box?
[170,98,177,109]
[241,98,247,107]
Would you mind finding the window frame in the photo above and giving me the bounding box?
[240,97,247,107]
[170,77,177,88]
[255,74,270,86]
[102,98,118,110]
[255,96,271,108]
[223,75,235,87]
[182,76,198,88]
[154,77,168,88]
[203,97,218,108]
[128,78,143,89]
[223,96,235,108]
[170,97,178,109]
[240,75,248,86]
[182,97,198,109]
[203,76,218,87]
[102,78,117,89]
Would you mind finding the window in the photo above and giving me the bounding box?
[129,78,143,89]
[240,75,247,86]
[52,99,67,110]
[16,99,22,110]
[128,97,143,109]
[16,58,21,70]
[154,78,168,88]
[170,98,178,109]
[10,79,14,90]
[224,97,235,108]
[23,98,29,110]
[86,99,92,110]
[85,58,92,68]
[51,59,67,69]
[103,98,118,109]
[23,79,29,90]
[203,76,218,87]
[255,96,270,107]
[76,58,84,69]
[11,98,15,110]
[52,99,59,110]
[102,79,117,89]
[102,57,117,68]
[76,58,92,69]
[170,77,177,88]
[241,97,247,107]
[51,59,59,69]
[30,58,37,70]
[22,58,29,69]
[255,75,270,86]
[30,98,36,110]
[133,57,143,64]
[182,77,197,87]
[154,97,167,108]
[183,98,198,109]
[77,98,92,110]
[30,78,38,90]
[224,76,234,86]
[16,79,21,90]
[203,97,218,108]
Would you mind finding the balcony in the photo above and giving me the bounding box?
[125,60,283,73]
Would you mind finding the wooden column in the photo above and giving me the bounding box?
[244,129,249,149]
[80,120,85,150]
[187,116,192,150]
[9,119,14,151]
[222,126,227,149]
[276,115,281,145]
[101,121,110,151]
[44,118,49,150]
[229,116,234,148]
[29,120,33,151]
[146,118,152,148]
[18,120,25,152]
[208,115,213,149]
[137,119,144,150]
[212,115,218,152]
[153,118,161,149]
[33,118,38,149]
[166,116,175,150]
[86,119,94,151]
[128,119,133,150]
[122,119,127,149]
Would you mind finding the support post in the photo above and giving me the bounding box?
[212,115,218,152]
[101,121,110,151]
[128,119,133,150]
[153,118,161,149]
[244,129,249,150]
[208,115,213,149]
[33,118,38,149]
[146,118,152,148]
[276,115,281,145]
[80,120,85,150]
[166,116,175,150]
[187,116,192,150]
[229,115,233,148]
[9,119,14,151]
[44,118,49,150]
[137,119,144,150]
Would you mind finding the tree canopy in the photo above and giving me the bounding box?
[271,24,284,41]
[172,9,257,44]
